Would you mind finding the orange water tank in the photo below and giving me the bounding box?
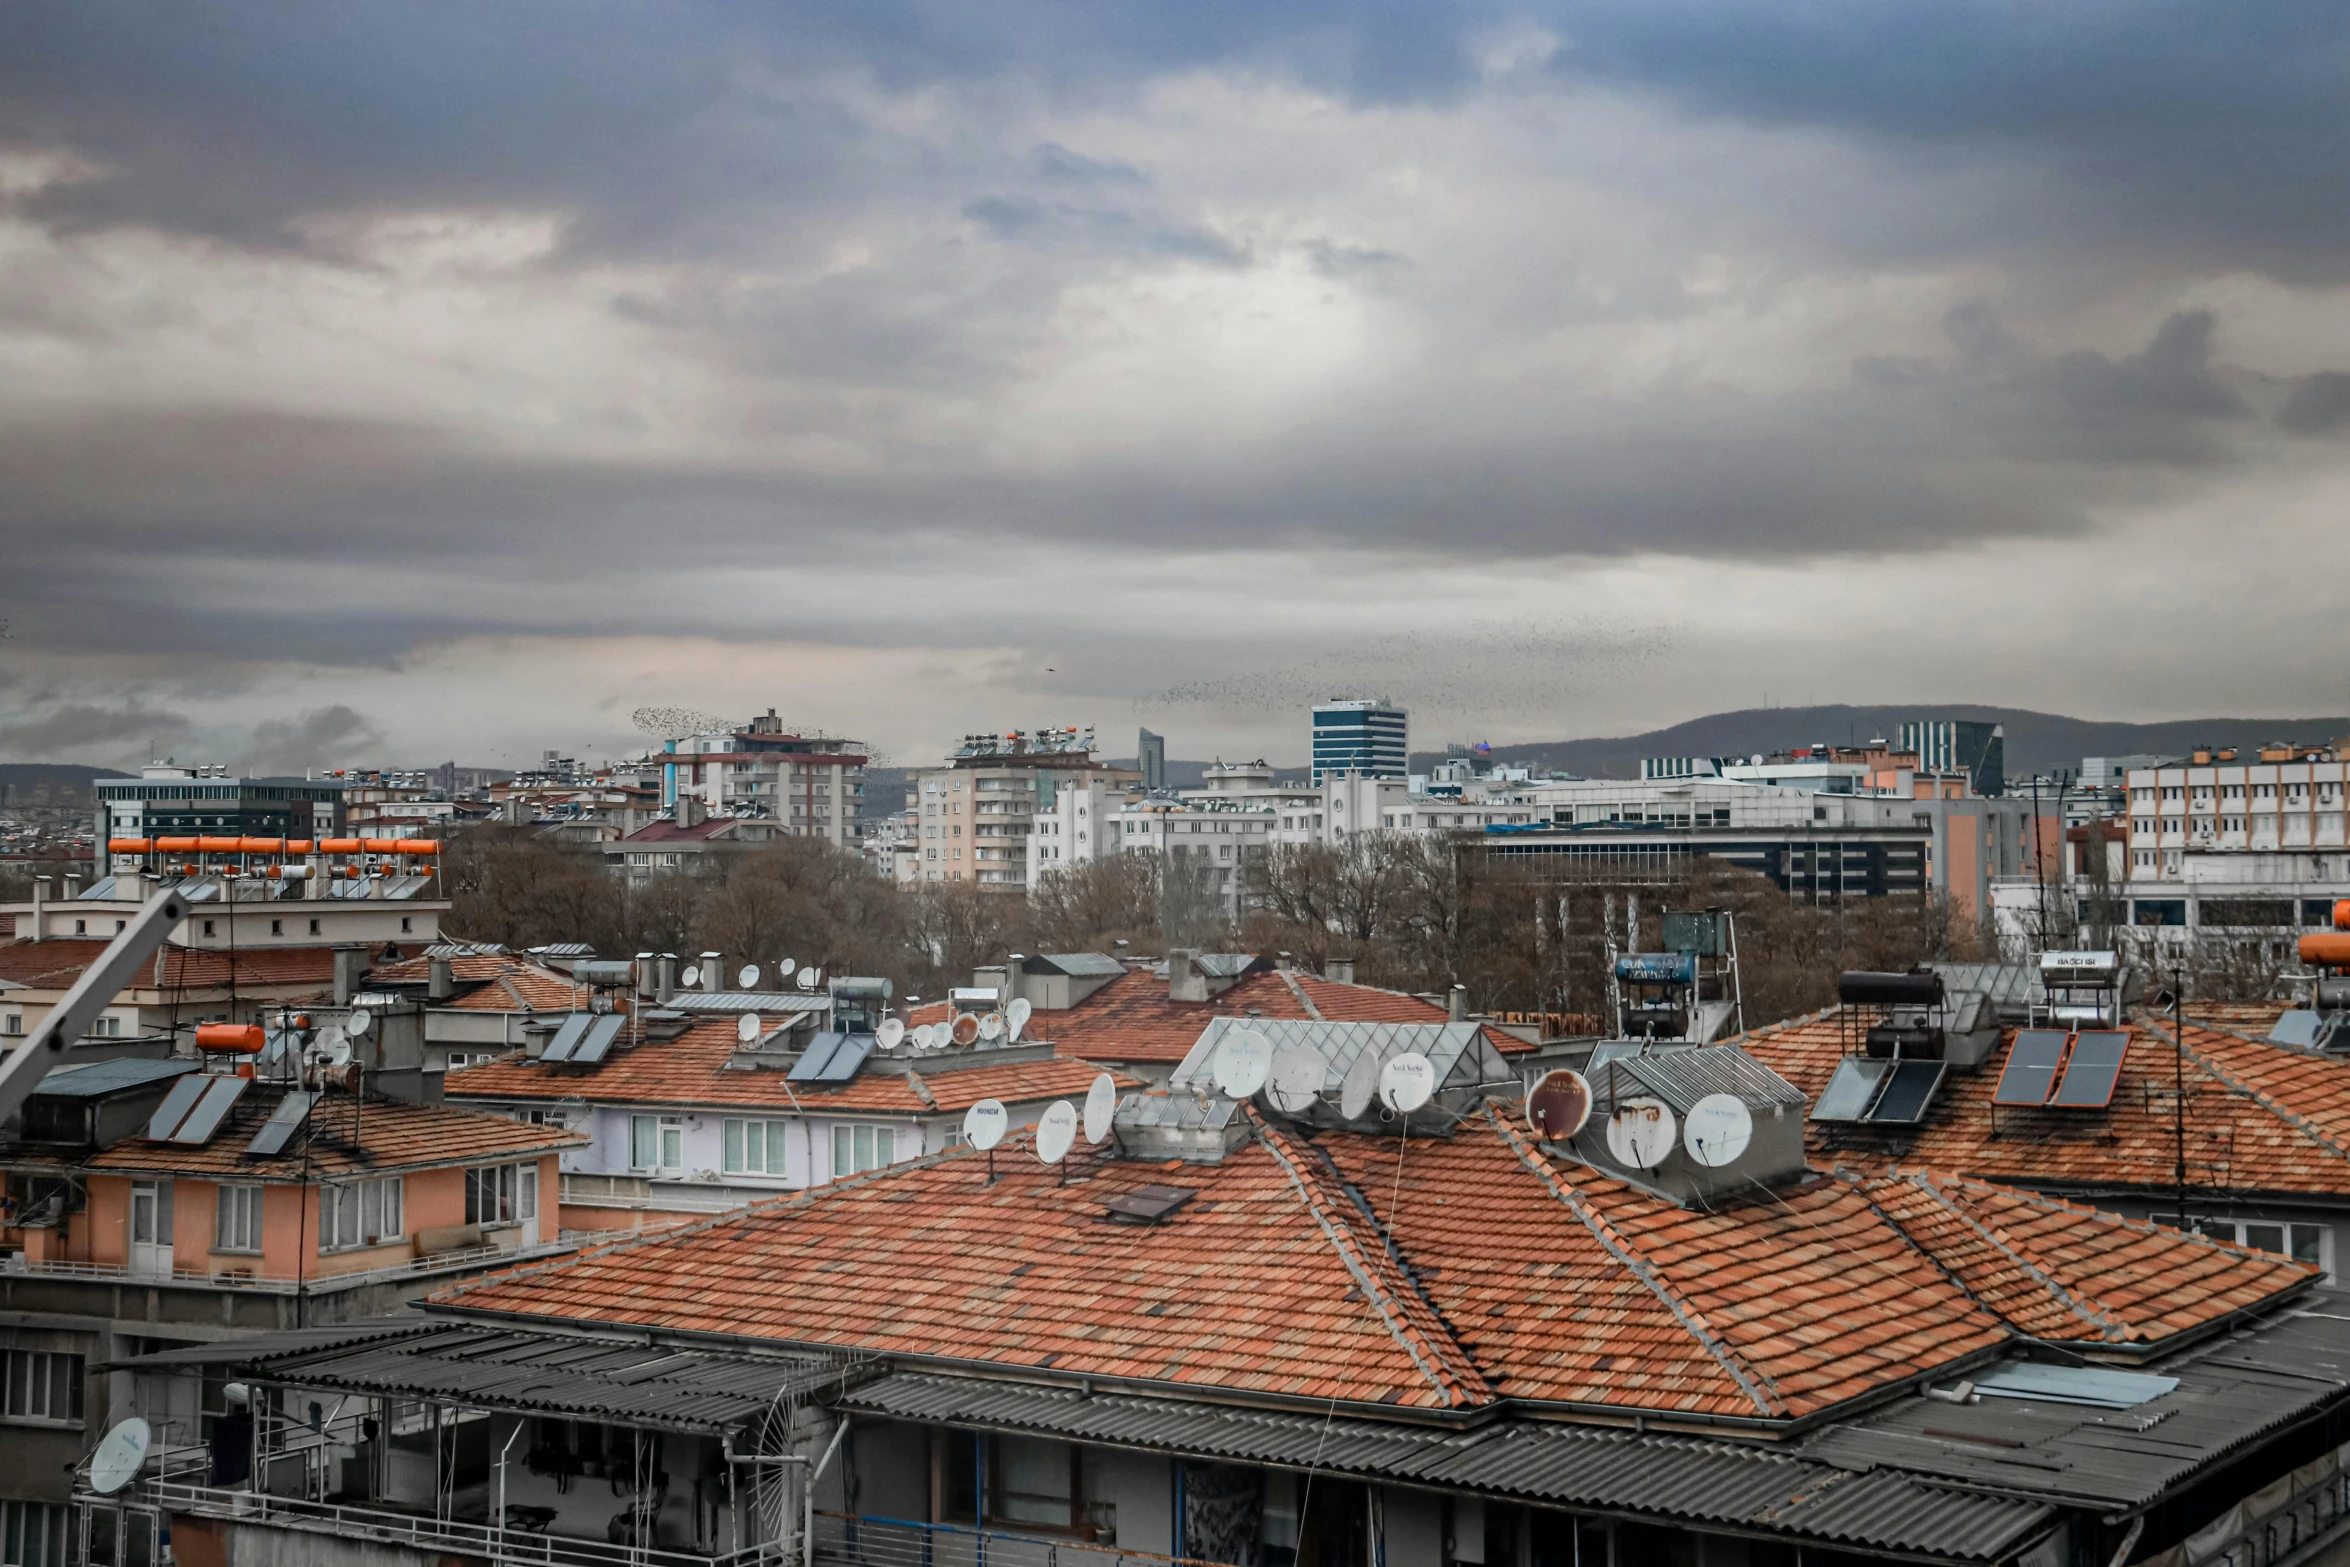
[154,837,199,854]
[316,839,365,855]
[106,837,150,854]
[196,836,241,853]
[2336,899,2350,931]
[195,1023,266,1053]
[2300,932,2350,969]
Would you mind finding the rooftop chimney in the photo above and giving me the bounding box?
[428,957,455,1002]
[701,952,722,992]
[28,877,44,942]
[1448,984,1469,1022]
[62,875,80,901]
[1004,955,1026,1006]
[334,947,366,1006]
[656,954,677,1003]
[677,794,706,829]
[1325,957,1355,986]
[1168,948,1207,1003]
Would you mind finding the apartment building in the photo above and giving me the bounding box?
[656,709,869,847]
[2118,746,2350,942]
[906,729,1137,890]
[96,764,345,846]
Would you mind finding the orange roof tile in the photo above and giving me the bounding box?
[0,940,342,994]
[447,1018,1132,1116]
[433,1102,2307,1422]
[1740,1009,2350,1198]
[86,1085,582,1179]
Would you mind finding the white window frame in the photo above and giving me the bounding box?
[215,1183,264,1254]
[466,1161,538,1226]
[320,1176,403,1252]
[2154,1213,2331,1280]
[831,1123,895,1180]
[630,1114,686,1175]
[722,1118,793,1177]
[1,1497,71,1567]
[1,1350,83,1428]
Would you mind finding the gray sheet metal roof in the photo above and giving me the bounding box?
[1172,1019,1509,1099]
[1589,1045,1806,1117]
[1932,963,2041,1018]
[115,1319,857,1435]
[1114,1091,1241,1132]
[1800,1307,2350,1509]
[34,1057,197,1097]
[1028,953,1127,977]
[669,992,831,1014]
[837,1373,2052,1561]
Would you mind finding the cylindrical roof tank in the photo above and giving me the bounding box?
[195,1023,266,1053]
[2300,932,2350,969]
[1837,970,1945,1006]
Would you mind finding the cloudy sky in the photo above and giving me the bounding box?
[6,3,2350,773]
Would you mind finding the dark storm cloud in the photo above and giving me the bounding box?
[2282,373,2350,436]
[0,702,191,761]
[240,704,381,775]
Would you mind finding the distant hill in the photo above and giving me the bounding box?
[1415,706,2350,782]
[0,763,130,807]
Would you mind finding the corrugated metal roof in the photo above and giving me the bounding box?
[1172,1019,1507,1099]
[1114,1091,1240,1132]
[1800,1310,2350,1509]
[669,993,831,1014]
[1934,962,2041,1017]
[122,1320,855,1435]
[1590,1044,1806,1116]
[836,1373,2052,1561]
[33,1057,197,1097]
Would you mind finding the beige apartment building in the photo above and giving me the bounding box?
[904,728,1137,890]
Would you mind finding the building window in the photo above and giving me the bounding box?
[401,917,412,932]
[0,1499,69,1567]
[1,1351,83,1427]
[320,1177,403,1251]
[309,919,321,935]
[202,920,214,937]
[831,1123,895,1179]
[216,1184,264,1253]
[2155,1216,2330,1278]
[723,1118,792,1176]
[0,1016,17,1037]
[631,1114,685,1175]
[87,1016,121,1038]
[465,1162,538,1226]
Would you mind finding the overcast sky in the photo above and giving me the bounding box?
[6,3,2350,773]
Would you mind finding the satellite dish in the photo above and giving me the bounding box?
[951,1013,981,1047]
[1266,1043,1328,1115]
[977,1012,1005,1041]
[1083,1072,1118,1144]
[737,1013,762,1044]
[1379,1052,1435,1114]
[1605,1096,1678,1170]
[797,969,817,991]
[1339,1047,1380,1119]
[1006,997,1032,1042]
[877,1017,905,1050]
[738,964,760,989]
[1211,1030,1274,1098]
[1035,1100,1078,1164]
[347,1008,372,1037]
[1526,1069,1592,1141]
[1683,1094,1754,1168]
[779,957,797,977]
[913,1022,939,1050]
[321,1034,353,1069]
[681,964,702,989]
[88,1417,150,1496]
[964,1099,1008,1151]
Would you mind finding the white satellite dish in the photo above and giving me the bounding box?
[877,1017,906,1050]
[1683,1094,1754,1168]
[1379,1052,1436,1115]
[914,1022,941,1050]
[977,1012,1005,1041]
[807,969,824,989]
[779,957,797,977]
[736,1013,762,1044]
[964,1099,1008,1151]
[1006,997,1032,1042]
[317,1028,352,1068]
[1339,1047,1380,1119]
[347,1008,372,1037]
[1211,1029,1274,1098]
[738,964,760,989]
[680,964,702,989]
[1606,1096,1679,1170]
[1266,1043,1328,1115]
[797,969,816,991]
[1035,1100,1078,1164]
[88,1417,150,1496]
[1083,1072,1118,1144]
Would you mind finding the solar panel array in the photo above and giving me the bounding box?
[245,1090,317,1158]
[540,1013,592,1063]
[569,1014,626,1066]
[144,1075,210,1141]
[1993,1028,2131,1110]
[787,1032,874,1083]
[170,1076,250,1145]
[1809,1057,1947,1126]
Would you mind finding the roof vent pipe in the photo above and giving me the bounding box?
[1325,957,1355,986]
[1448,984,1469,1022]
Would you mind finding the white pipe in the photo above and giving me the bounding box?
[806,1418,850,1567]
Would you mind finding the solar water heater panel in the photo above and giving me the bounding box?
[1993,1029,2070,1106]
[2050,1030,2128,1108]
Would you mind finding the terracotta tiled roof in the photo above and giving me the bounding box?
[86,1085,582,1179]
[447,1019,1128,1115]
[433,1103,2307,1421]
[919,967,1529,1065]
[371,952,582,1013]
[0,940,342,993]
[1739,1009,2350,1198]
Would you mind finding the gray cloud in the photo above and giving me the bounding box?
[0,702,191,762]
[2283,372,2350,436]
[238,705,381,777]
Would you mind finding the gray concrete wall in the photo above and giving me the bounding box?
[1087,1446,1173,1555]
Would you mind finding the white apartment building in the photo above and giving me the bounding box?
[2113,746,2350,940]
[907,730,1138,890]
[657,709,868,848]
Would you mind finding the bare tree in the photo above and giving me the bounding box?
[1031,856,1158,953]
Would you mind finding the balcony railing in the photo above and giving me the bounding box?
[124,1479,786,1567]
[562,1172,773,1215]
[2,1236,581,1295]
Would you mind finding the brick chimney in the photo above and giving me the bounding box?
[1168,948,1208,1003]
